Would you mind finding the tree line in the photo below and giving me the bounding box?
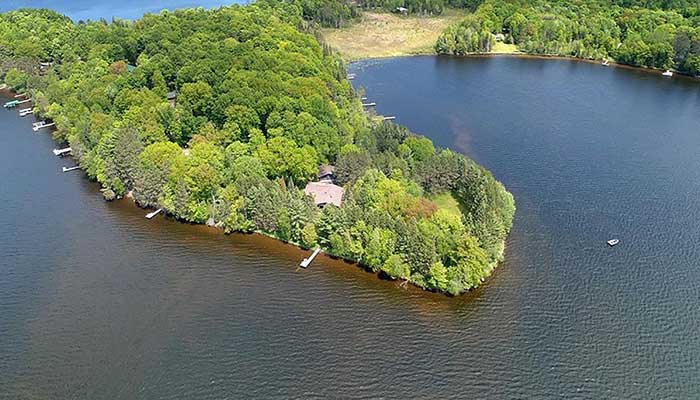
[1,1,514,295]
[436,0,700,75]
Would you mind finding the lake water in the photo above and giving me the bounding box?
[0,0,245,21]
[2,54,700,398]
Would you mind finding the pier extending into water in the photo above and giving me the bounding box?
[53,147,72,157]
[300,247,322,268]
[145,208,163,219]
[62,166,80,173]
[33,122,55,132]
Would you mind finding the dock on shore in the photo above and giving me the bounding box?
[62,166,80,173]
[145,208,163,219]
[53,147,72,157]
[33,122,55,132]
[300,247,322,268]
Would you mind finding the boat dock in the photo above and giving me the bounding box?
[33,122,55,131]
[347,73,356,80]
[382,116,396,121]
[300,247,322,268]
[62,166,80,173]
[362,102,376,107]
[19,108,33,117]
[53,147,71,156]
[4,100,19,108]
[145,208,163,219]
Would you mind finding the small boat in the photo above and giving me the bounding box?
[607,239,619,247]
[602,59,610,66]
[662,70,673,77]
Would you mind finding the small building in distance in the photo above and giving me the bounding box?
[305,165,343,207]
[494,33,505,42]
[167,91,178,108]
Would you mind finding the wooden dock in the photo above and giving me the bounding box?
[19,108,33,117]
[33,122,55,132]
[145,208,163,219]
[62,166,80,172]
[53,147,71,156]
[300,247,322,268]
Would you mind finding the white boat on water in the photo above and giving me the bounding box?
[607,239,619,246]
[662,70,673,77]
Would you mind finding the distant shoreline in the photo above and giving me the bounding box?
[347,52,700,81]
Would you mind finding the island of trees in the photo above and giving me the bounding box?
[0,1,514,295]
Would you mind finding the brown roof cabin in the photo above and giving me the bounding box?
[304,181,344,208]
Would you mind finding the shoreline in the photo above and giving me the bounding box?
[2,90,496,297]
[347,51,700,81]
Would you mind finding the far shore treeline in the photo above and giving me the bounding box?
[436,0,700,75]
[0,1,514,295]
[304,0,700,76]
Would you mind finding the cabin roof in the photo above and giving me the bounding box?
[304,181,344,207]
[166,91,178,100]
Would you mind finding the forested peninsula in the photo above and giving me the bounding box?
[0,1,515,295]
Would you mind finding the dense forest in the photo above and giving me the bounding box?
[0,1,514,295]
[436,0,700,75]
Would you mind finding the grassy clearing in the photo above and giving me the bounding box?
[430,192,462,216]
[321,10,468,61]
[492,42,518,54]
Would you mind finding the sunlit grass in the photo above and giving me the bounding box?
[321,9,468,61]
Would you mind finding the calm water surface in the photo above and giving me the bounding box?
[0,0,245,21]
[2,56,700,399]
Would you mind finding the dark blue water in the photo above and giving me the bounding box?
[0,0,245,21]
[3,53,700,397]
[348,56,700,398]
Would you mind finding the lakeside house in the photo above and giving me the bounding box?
[304,165,344,207]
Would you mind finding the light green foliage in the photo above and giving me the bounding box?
[133,141,182,207]
[381,255,411,280]
[255,136,319,185]
[4,68,28,90]
[300,223,318,249]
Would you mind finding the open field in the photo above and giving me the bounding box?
[321,10,468,61]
